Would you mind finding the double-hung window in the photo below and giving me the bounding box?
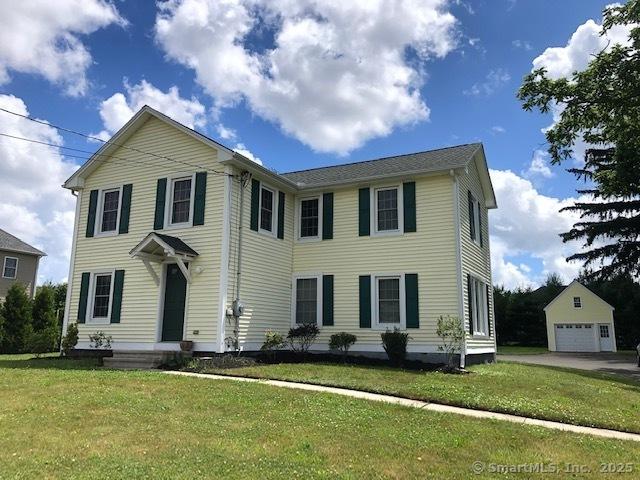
[294,276,320,325]
[469,276,489,335]
[373,275,405,328]
[299,196,320,239]
[2,257,18,279]
[259,185,275,233]
[468,193,481,245]
[90,272,114,322]
[375,187,400,233]
[97,187,121,235]
[573,296,582,308]
[170,176,193,225]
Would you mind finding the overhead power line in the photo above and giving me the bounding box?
[0,107,235,177]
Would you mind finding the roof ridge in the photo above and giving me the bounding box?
[282,142,481,175]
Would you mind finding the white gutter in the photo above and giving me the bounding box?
[61,189,81,348]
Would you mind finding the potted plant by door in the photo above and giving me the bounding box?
[179,340,194,352]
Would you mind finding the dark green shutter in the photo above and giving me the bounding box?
[250,179,260,231]
[359,275,371,328]
[467,274,473,335]
[85,190,98,237]
[322,192,334,240]
[403,182,416,233]
[277,191,285,239]
[118,184,132,234]
[358,188,370,236]
[468,190,475,241]
[154,178,167,230]
[322,275,334,326]
[111,270,125,323]
[486,284,492,336]
[193,172,207,226]
[77,272,90,323]
[405,273,419,328]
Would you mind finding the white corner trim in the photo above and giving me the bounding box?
[452,173,466,368]
[61,190,82,343]
[217,167,233,353]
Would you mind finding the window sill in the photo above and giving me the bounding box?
[2,275,17,280]
[87,319,111,325]
[373,324,406,331]
[258,228,277,239]
[371,230,403,238]
[296,236,321,243]
[163,222,193,231]
[94,231,119,238]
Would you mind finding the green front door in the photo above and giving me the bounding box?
[161,263,187,342]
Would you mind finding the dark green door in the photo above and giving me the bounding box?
[161,263,187,342]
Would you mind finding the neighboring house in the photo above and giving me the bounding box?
[0,228,46,300]
[61,106,497,365]
[544,280,617,353]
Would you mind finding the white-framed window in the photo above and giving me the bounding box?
[96,186,122,235]
[88,271,114,323]
[373,274,406,329]
[166,174,195,228]
[292,274,322,325]
[573,296,582,308]
[372,185,403,235]
[259,184,277,235]
[469,276,489,336]
[599,325,609,337]
[468,192,482,245]
[2,256,18,279]
[297,195,322,240]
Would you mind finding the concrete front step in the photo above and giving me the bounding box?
[103,350,181,370]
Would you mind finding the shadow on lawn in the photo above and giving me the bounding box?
[0,354,101,371]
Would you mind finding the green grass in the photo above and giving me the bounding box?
[199,361,640,434]
[1,355,639,479]
[497,345,548,355]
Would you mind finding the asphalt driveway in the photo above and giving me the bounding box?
[499,352,640,381]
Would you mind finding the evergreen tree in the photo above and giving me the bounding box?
[32,286,57,333]
[0,283,33,353]
[518,1,640,280]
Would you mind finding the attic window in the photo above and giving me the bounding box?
[573,296,582,308]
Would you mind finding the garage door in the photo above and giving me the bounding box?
[555,324,596,352]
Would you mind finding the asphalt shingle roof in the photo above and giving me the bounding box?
[155,233,199,256]
[0,228,46,256]
[281,143,482,188]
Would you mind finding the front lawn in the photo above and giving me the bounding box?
[2,354,639,479]
[198,360,640,434]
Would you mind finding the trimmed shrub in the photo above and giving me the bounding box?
[28,328,59,358]
[287,323,319,355]
[0,283,32,353]
[381,328,410,366]
[61,323,79,356]
[329,332,357,361]
[261,330,286,361]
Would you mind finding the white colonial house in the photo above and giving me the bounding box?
[62,106,497,365]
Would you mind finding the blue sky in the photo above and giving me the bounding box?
[0,0,626,288]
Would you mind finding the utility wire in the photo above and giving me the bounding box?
[0,107,235,177]
[0,131,233,178]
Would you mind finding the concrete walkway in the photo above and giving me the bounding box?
[499,352,640,381]
[165,370,640,442]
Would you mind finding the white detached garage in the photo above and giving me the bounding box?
[544,281,616,353]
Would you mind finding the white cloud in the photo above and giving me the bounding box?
[533,17,632,80]
[512,39,532,51]
[524,149,554,178]
[216,123,237,141]
[96,80,207,137]
[0,0,125,96]
[0,95,78,283]
[233,143,262,165]
[463,68,510,96]
[489,169,585,289]
[491,126,505,135]
[155,0,459,155]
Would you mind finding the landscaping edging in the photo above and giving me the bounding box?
[164,370,640,443]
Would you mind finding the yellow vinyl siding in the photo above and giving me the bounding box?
[290,174,459,350]
[545,282,615,351]
[68,117,225,347]
[459,154,495,350]
[225,171,294,346]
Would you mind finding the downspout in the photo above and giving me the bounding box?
[451,170,466,369]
